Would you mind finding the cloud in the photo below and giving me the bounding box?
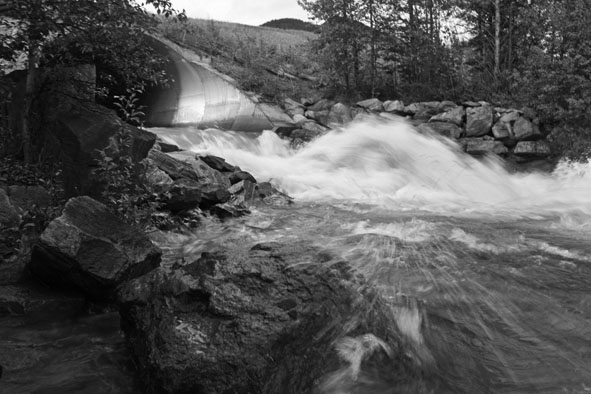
[171,0,311,26]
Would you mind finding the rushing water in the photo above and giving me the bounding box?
[2,119,590,393]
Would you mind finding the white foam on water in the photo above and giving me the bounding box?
[150,119,591,226]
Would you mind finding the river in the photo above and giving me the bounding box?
[2,119,590,393]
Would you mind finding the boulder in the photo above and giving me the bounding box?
[119,243,411,394]
[166,179,202,212]
[30,196,161,300]
[418,122,462,139]
[148,150,198,181]
[166,152,231,189]
[7,185,51,212]
[437,101,457,112]
[383,100,405,113]
[327,103,352,126]
[304,110,330,126]
[429,106,465,127]
[157,141,181,153]
[51,104,156,198]
[301,121,329,134]
[0,189,19,228]
[143,159,174,193]
[228,179,257,205]
[513,141,552,157]
[462,101,481,107]
[271,125,299,139]
[513,117,543,141]
[200,155,237,173]
[283,98,305,117]
[357,98,383,112]
[491,121,512,140]
[462,138,509,155]
[308,98,335,112]
[465,106,493,137]
[228,171,257,185]
[499,111,521,124]
[200,185,231,207]
[291,114,308,125]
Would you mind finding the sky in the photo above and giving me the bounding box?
[168,0,312,26]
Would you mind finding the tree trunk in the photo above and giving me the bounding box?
[494,0,501,81]
[23,46,40,164]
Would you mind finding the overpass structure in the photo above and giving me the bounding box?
[144,36,294,132]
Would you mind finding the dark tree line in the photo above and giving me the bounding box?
[298,0,591,157]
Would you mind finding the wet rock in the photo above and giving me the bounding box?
[429,106,465,127]
[357,98,383,112]
[513,141,552,158]
[271,125,299,139]
[328,103,352,126]
[228,180,257,205]
[462,138,509,155]
[30,196,162,300]
[166,178,202,212]
[465,106,493,137]
[148,150,198,181]
[0,189,19,228]
[291,114,308,126]
[118,243,406,394]
[351,107,372,121]
[419,122,462,139]
[7,185,51,212]
[143,159,174,192]
[228,171,257,185]
[200,155,237,173]
[383,100,405,113]
[513,117,543,141]
[157,141,181,153]
[167,152,231,189]
[210,203,250,219]
[200,184,231,207]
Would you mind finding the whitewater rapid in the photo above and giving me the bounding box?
[150,119,591,227]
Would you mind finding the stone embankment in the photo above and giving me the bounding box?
[278,97,552,162]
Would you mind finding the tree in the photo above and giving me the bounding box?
[0,0,185,163]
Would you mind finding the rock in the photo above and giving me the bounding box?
[383,100,405,113]
[491,121,512,139]
[513,141,552,157]
[357,98,383,112]
[143,159,174,192]
[272,125,299,139]
[379,112,400,121]
[148,150,195,180]
[200,184,231,207]
[228,171,257,185]
[283,98,305,117]
[257,103,295,125]
[301,121,329,134]
[462,138,509,155]
[255,182,292,206]
[157,141,181,153]
[437,101,457,112]
[465,106,493,137]
[308,98,335,112]
[200,155,237,173]
[210,203,250,219]
[166,152,231,189]
[513,117,543,141]
[30,196,162,300]
[300,96,316,106]
[7,185,51,212]
[499,111,521,123]
[291,114,308,125]
[418,122,462,139]
[0,189,19,228]
[305,110,330,125]
[0,285,27,316]
[462,101,481,107]
[118,243,408,394]
[351,107,372,121]
[327,103,352,126]
[429,106,465,126]
[166,178,202,212]
[51,104,156,198]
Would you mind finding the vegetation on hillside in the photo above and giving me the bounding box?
[297,0,591,159]
[261,18,319,32]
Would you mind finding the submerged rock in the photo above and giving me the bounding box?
[119,243,415,394]
[30,197,161,300]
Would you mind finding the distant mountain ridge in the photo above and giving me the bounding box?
[261,18,318,33]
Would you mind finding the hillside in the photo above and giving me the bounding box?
[159,18,321,102]
[261,18,318,33]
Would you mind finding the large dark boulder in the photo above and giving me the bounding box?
[465,106,493,137]
[51,104,156,198]
[30,196,161,300]
[119,242,421,394]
